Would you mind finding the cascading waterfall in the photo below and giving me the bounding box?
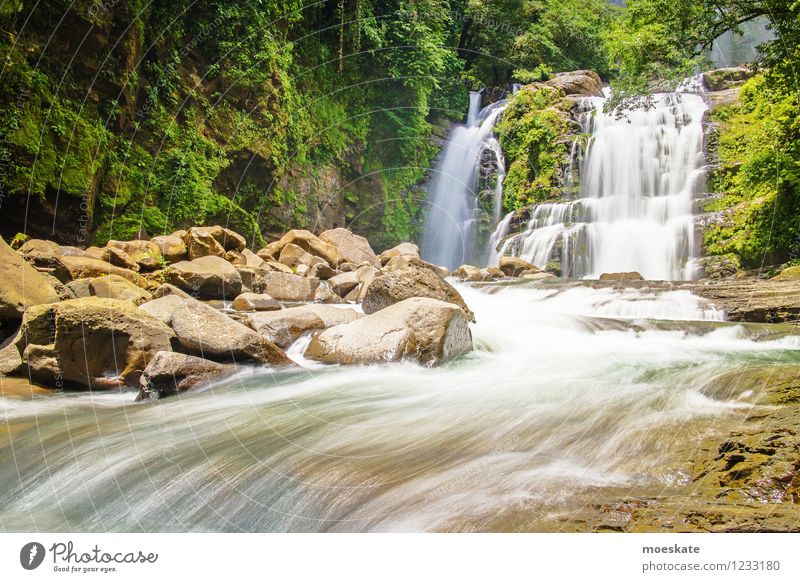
[501,84,708,280]
[421,92,508,270]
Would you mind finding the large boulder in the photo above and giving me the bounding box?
[106,240,163,271]
[136,351,234,401]
[183,226,247,260]
[89,275,153,304]
[305,297,472,366]
[138,295,293,366]
[545,70,603,97]
[379,242,420,265]
[150,235,187,264]
[382,255,449,278]
[261,230,343,267]
[499,256,540,277]
[57,255,145,285]
[260,272,320,302]
[245,304,362,348]
[279,243,329,270]
[16,297,175,389]
[319,228,380,268]
[164,255,243,299]
[327,271,360,297]
[453,264,503,282]
[0,236,60,322]
[231,292,281,312]
[362,263,475,321]
[101,247,140,272]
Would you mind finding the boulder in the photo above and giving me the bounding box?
[313,282,344,304]
[106,240,163,271]
[89,275,153,304]
[136,351,234,401]
[266,261,294,274]
[453,264,503,282]
[235,267,267,294]
[246,304,362,348]
[327,271,360,297]
[139,295,293,366]
[279,242,329,270]
[545,70,603,97]
[164,255,243,299]
[499,256,540,277]
[232,292,281,312]
[522,272,556,280]
[599,272,644,281]
[150,235,187,263]
[225,250,247,265]
[308,262,335,280]
[383,255,449,278]
[354,265,379,301]
[379,242,420,265]
[362,263,475,321]
[260,272,320,302]
[17,297,175,389]
[183,228,225,260]
[101,247,141,272]
[184,226,246,259]
[305,297,472,367]
[63,278,94,299]
[266,229,343,266]
[151,283,193,299]
[0,340,23,375]
[0,236,60,322]
[57,255,144,285]
[320,228,380,267]
[18,239,63,258]
[241,249,266,268]
[703,66,751,92]
[771,266,800,281]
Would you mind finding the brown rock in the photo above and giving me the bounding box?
[246,304,362,348]
[279,242,329,270]
[545,70,603,97]
[599,272,644,281]
[136,351,235,400]
[101,246,141,272]
[379,242,420,265]
[151,235,187,263]
[363,263,475,321]
[320,228,380,268]
[183,228,225,260]
[164,256,243,300]
[268,229,343,266]
[89,275,153,304]
[57,255,145,286]
[107,240,163,271]
[0,236,60,322]
[327,271,360,297]
[232,293,281,312]
[260,272,320,302]
[499,256,540,277]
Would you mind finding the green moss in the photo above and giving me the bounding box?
[495,85,570,211]
[704,74,800,268]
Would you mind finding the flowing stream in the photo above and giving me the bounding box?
[3,282,799,532]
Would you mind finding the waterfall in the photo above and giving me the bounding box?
[502,84,708,281]
[709,16,775,68]
[421,93,508,270]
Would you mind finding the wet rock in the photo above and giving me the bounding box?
[698,254,741,279]
[89,275,152,304]
[545,70,603,97]
[164,255,243,300]
[690,279,800,323]
[305,297,472,366]
[379,242,420,265]
[17,297,175,389]
[244,304,357,348]
[522,272,556,280]
[136,351,234,401]
[0,236,60,323]
[363,263,475,321]
[106,240,163,271]
[231,292,281,312]
[499,256,540,277]
[139,295,293,366]
[151,235,187,264]
[599,272,645,281]
[319,228,380,267]
[260,272,320,302]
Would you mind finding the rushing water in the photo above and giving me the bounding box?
[421,93,508,270]
[2,282,799,532]
[501,87,707,280]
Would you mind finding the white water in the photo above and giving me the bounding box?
[3,283,798,532]
[421,93,508,269]
[502,87,708,280]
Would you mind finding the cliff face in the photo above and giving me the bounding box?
[0,1,459,250]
